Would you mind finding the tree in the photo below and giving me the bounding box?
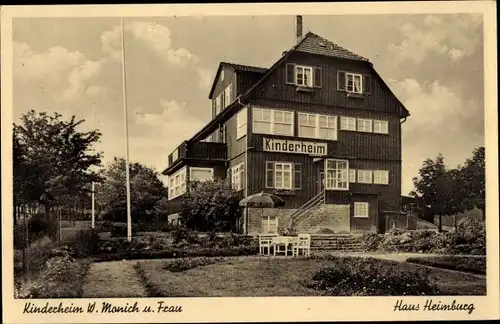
[180,179,242,232]
[97,157,168,222]
[13,110,102,225]
[461,146,485,213]
[410,153,452,232]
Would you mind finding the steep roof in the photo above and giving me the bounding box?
[190,31,409,144]
[296,32,370,62]
[208,62,267,99]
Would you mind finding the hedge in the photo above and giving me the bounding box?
[406,256,486,275]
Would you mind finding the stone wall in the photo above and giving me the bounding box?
[246,208,297,235]
[295,204,350,234]
[246,204,350,234]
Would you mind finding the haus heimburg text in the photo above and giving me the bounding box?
[263,138,327,156]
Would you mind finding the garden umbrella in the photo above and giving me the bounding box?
[239,191,285,208]
[239,192,285,232]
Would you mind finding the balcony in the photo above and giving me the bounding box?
[164,141,227,174]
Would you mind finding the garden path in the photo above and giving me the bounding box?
[82,260,147,298]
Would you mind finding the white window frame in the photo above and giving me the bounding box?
[274,162,293,190]
[349,169,356,183]
[189,167,214,183]
[295,65,313,87]
[298,113,337,140]
[231,163,245,191]
[168,166,187,200]
[325,159,349,190]
[373,170,389,185]
[252,107,294,136]
[357,170,373,184]
[373,120,389,134]
[261,215,278,234]
[346,72,363,94]
[357,118,373,132]
[236,107,247,139]
[171,148,179,164]
[340,116,356,131]
[215,94,222,116]
[354,202,369,218]
[224,84,233,109]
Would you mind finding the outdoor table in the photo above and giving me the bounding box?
[272,236,299,256]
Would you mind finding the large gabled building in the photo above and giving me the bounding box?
[163,17,410,235]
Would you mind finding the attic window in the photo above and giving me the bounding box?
[221,70,225,81]
[317,41,326,47]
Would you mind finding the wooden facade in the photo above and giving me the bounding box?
[162,31,409,234]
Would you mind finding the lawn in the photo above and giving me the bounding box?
[135,256,486,297]
[406,255,486,275]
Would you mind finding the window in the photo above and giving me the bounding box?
[373,170,389,185]
[298,113,337,140]
[354,202,369,218]
[261,216,278,234]
[357,118,373,132]
[215,94,222,116]
[190,167,214,182]
[373,120,389,134]
[252,107,294,136]
[286,64,322,88]
[325,159,349,190]
[266,162,301,190]
[296,65,313,87]
[221,70,224,81]
[236,108,247,139]
[349,169,356,183]
[231,163,245,191]
[357,170,373,184]
[340,117,356,131]
[171,148,179,163]
[168,166,187,200]
[224,84,233,109]
[275,162,293,189]
[346,72,363,93]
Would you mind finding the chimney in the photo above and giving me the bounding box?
[296,15,303,42]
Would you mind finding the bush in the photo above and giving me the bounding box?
[110,223,133,237]
[14,236,60,276]
[17,256,90,298]
[357,233,383,251]
[164,257,225,272]
[95,245,258,262]
[406,256,486,275]
[304,256,440,296]
[69,229,100,257]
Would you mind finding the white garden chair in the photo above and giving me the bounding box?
[292,234,311,257]
[258,233,278,256]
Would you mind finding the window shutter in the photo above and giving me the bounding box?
[286,63,295,84]
[363,74,371,94]
[212,100,216,118]
[266,162,274,188]
[241,163,246,189]
[294,163,302,189]
[337,71,346,91]
[314,67,322,88]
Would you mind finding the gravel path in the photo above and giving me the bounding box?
[82,260,147,298]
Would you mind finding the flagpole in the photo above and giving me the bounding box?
[120,16,132,242]
[91,101,96,229]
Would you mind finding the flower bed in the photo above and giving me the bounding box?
[303,256,440,296]
[406,256,486,275]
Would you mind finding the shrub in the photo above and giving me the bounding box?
[110,223,130,237]
[69,228,100,257]
[305,256,440,296]
[278,226,298,236]
[357,233,383,251]
[164,257,225,272]
[14,236,60,276]
[18,256,90,298]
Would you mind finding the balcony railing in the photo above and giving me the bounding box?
[167,141,227,168]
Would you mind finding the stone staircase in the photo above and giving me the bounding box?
[288,191,324,228]
[310,234,364,252]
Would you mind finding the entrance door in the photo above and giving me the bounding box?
[317,171,325,194]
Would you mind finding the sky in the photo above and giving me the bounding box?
[11,13,484,195]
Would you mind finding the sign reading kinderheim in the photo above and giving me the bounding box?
[263,138,328,156]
